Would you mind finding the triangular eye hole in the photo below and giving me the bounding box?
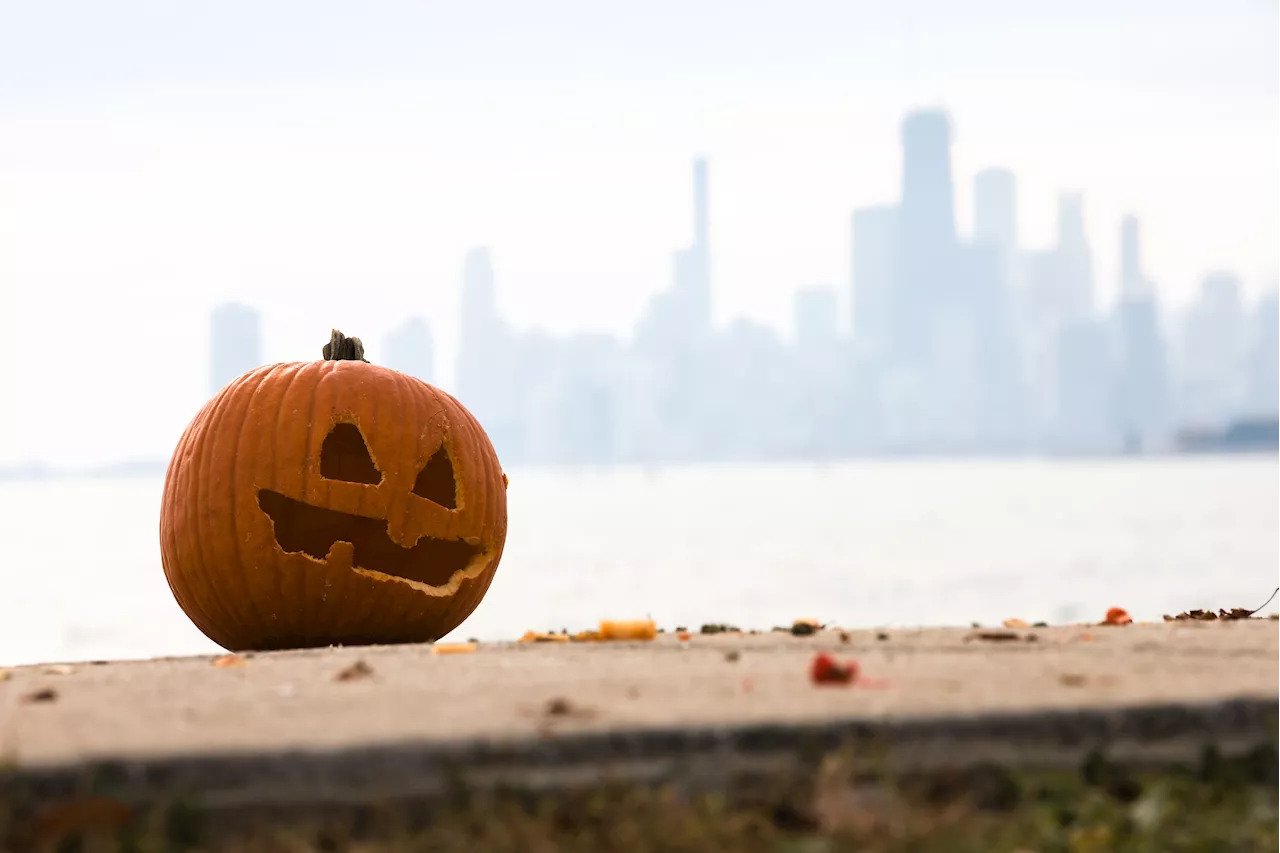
[319,423,382,485]
[413,445,458,509]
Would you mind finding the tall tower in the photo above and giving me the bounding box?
[209,302,261,395]
[900,110,957,253]
[688,157,711,334]
[669,157,712,340]
[1120,214,1142,296]
[897,109,957,364]
[1055,192,1094,318]
[850,205,900,354]
[972,168,1017,259]
[693,157,709,265]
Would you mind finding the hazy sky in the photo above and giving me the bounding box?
[1,0,1276,466]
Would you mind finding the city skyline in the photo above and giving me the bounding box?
[189,107,1278,468]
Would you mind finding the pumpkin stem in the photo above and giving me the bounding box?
[322,330,369,363]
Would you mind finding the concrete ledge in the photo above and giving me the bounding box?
[4,697,1275,814]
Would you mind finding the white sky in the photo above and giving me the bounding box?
[1,0,1276,467]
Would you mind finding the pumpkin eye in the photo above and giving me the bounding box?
[319,423,382,485]
[412,445,457,509]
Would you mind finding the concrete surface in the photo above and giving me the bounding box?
[0,617,1274,804]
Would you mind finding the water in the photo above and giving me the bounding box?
[1,458,1275,667]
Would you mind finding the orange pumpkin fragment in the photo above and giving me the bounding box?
[1103,607,1133,626]
[432,642,478,655]
[160,330,507,652]
[599,620,657,641]
[519,631,570,643]
[810,652,859,685]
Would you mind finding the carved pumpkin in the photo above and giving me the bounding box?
[160,330,508,651]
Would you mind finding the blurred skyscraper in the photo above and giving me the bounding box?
[896,110,957,367]
[793,285,839,349]
[383,316,435,384]
[1054,319,1115,450]
[850,206,899,357]
[973,168,1018,281]
[1054,193,1095,319]
[667,157,713,344]
[1244,288,1279,417]
[1112,215,1171,447]
[455,247,520,457]
[1120,214,1142,296]
[1176,271,1248,427]
[208,302,262,395]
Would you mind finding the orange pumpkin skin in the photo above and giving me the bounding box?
[160,354,507,651]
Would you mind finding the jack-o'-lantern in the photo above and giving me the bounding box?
[160,330,508,651]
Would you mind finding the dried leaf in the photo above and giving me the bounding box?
[0,669,10,682]
[212,654,247,668]
[23,687,58,703]
[1059,673,1087,687]
[792,618,821,637]
[335,660,373,682]
[1163,588,1279,621]
[1002,618,1029,629]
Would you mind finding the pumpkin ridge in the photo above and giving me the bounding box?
[228,364,288,643]
[187,367,258,643]
[272,361,315,640]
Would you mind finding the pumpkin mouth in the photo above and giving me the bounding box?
[257,489,482,588]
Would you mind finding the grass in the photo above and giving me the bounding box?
[3,743,1276,852]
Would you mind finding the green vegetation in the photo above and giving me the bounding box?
[4,744,1276,852]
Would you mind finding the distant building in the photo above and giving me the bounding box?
[1111,215,1171,447]
[793,286,839,349]
[1054,193,1095,320]
[455,247,519,458]
[1054,319,1115,451]
[1175,271,1248,427]
[384,317,434,384]
[209,303,262,395]
[1114,293,1171,447]
[850,205,899,356]
[1244,288,1279,416]
[1120,214,1142,297]
[666,157,713,344]
[973,168,1018,281]
[897,109,958,367]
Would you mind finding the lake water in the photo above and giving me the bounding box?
[0,457,1276,667]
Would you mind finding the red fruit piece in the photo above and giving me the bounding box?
[810,652,859,685]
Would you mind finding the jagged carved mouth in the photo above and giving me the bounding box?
[257,489,482,588]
